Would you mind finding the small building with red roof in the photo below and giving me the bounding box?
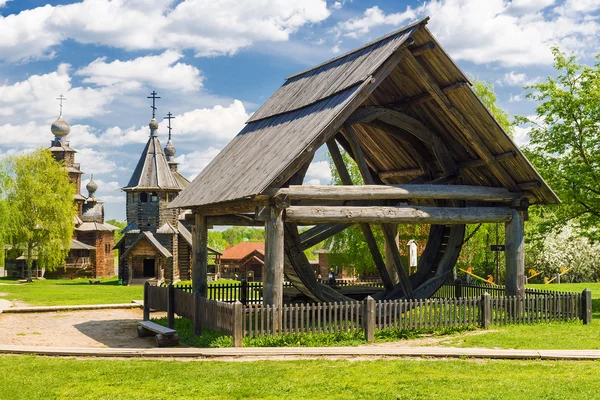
[220,242,265,282]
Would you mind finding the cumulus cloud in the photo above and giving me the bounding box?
[76,51,203,92]
[333,0,600,67]
[175,146,223,180]
[0,0,331,62]
[332,6,415,39]
[304,160,332,185]
[77,148,117,174]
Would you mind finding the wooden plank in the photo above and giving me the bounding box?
[410,41,435,56]
[270,184,522,202]
[378,168,423,179]
[286,205,514,224]
[263,207,285,332]
[458,151,517,169]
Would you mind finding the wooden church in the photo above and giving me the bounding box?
[5,97,119,279]
[115,95,221,285]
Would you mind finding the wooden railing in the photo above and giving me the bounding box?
[145,284,591,347]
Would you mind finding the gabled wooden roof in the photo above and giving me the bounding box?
[171,18,558,210]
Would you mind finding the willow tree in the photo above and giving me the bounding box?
[5,149,76,281]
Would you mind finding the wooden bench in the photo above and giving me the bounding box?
[18,279,28,284]
[137,321,179,347]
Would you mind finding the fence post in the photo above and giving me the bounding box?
[455,279,462,298]
[167,283,175,329]
[143,281,150,321]
[363,296,376,343]
[480,292,491,329]
[581,289,592,325]
[193,291,202,336]
[240,278,247,307]
[233,301,243,348]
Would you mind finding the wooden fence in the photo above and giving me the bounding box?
[145,284,592,347]
[432,281,579,299]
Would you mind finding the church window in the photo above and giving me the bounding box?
[140,192,148,202]
[151,192,159,202]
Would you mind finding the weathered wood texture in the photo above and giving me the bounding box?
[263,207,285,323]
[505,210,525,297]
[286,206,514,225]
[192,214,208,297]
[269,184,522,202]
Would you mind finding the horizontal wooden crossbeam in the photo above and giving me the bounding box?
[265,184,523,203]
[285,205,515,225]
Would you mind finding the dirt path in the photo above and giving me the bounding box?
[0,309,165,348]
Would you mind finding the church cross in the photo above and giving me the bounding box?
[147,90,161,119]
[164,112,175,139]
[56,94,67,116]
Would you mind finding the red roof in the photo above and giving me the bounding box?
[221,242,265,260]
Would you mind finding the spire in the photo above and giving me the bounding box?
[164,112,176,161]
[147,90,160,137]
[51,94,70,142]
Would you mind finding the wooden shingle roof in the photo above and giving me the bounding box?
[170,18,558,209]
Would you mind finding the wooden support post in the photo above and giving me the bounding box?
[384,223,399,279]
[264,206,284,331]
[505,210,525,297]
[581,289,592,325]
[193,291,202,336]
[363,296,376,343]
[233,301,244,347]
[326,139,394,291]
[454,279,462,298]
[240,278,248,307]
[167,283,175,329]
[381,224,414,298]
[481,292,491,329]
[192,214,208,297]
[143,281,150,321]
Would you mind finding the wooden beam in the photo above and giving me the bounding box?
[192,214,208,297]
[299,223,350,251]
[268,184,523,203]
[505,209,525,297]
[410,41,435,56]
[382,81,468,109]
[326,138,395,291]
[378,169,423,179]
[400,50,521,191]
[382,223,414,299]
[286,205,514,225]
[458,151,517,169]
[375,109,457,173]
[344,123,375,185]
[263,206,285,330]
[195,199,266,216]
[518,181,542,191]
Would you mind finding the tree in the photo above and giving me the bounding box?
[472,79,514,136]
[4,149,76,281]
[0,165,9,267]
[516,47,600,241]
[106,219,127,245]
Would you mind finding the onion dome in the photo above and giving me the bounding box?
[149,118,159,136]
[165,139,176,158]
[86,175,98,198]
[51,116,71,137]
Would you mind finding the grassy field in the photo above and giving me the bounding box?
[1,356,599,400]
[437,282,600,350]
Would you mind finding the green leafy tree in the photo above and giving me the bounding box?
[517,47,600,241]
[0,165,9,267]
[472,79,514,136]
[106,219,127,244]
[4,149,76,281]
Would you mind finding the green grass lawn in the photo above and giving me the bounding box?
[1,356,599,400]
[0,277,143,306]
[437,282,600,350]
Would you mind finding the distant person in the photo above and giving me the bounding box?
[328,269,336,285]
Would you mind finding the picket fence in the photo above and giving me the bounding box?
[144,283,592,347]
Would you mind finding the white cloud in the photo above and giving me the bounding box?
[331,41,342,54]
[509,94,524,102]
[333,6,416,39]
[175,147,222,180]
[513,125,531,147]
[77,148,117,174]
[504,71,528,86]
[305,160,332,185]
[418,0,600,67]
[76,51,203,92]
[333,0,600,67]
[171,100,250,142]
[0,64,127,124]
[0,0,331,62]
[0,0,11,7]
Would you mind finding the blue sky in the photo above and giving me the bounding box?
[1,0,599,221]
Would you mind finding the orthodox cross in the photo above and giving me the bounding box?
[56,94,67,116]
[147,90,161,119]
[164,112,175,139]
